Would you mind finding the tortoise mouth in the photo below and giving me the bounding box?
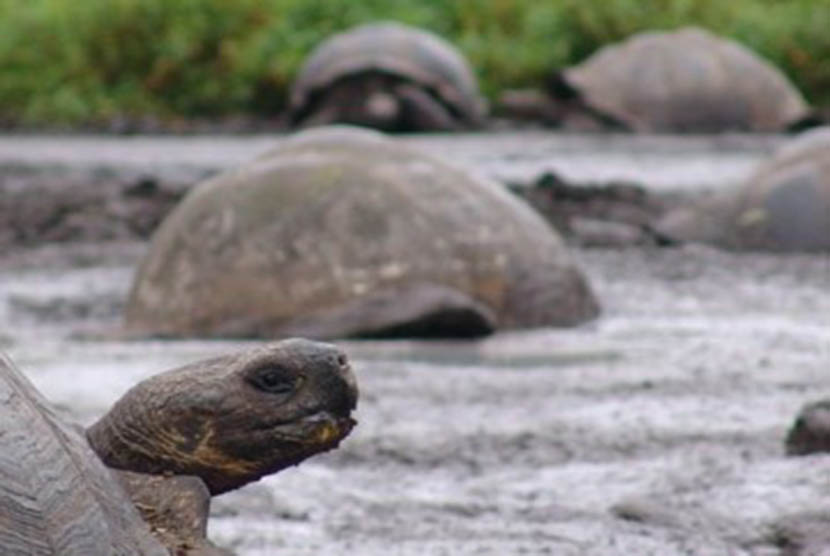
[255,409,356,446]
[300,411,357,447]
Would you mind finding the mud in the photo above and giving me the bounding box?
[0,132,784,188]
[0,169,190,247]
[0,132,784,249]
[1,133,829,555]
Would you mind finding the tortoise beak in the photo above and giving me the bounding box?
[336,351,359,413]
[300,412,357,449]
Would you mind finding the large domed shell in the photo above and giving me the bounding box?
[562,27,809,132]
[125,126,599,339]
[655,127,830,251]
[727,127,830,250]
[0,352,168,555]
[289,22,486,127]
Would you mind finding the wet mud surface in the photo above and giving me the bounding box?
[1,133,829,555]
[0,132,785,189]
[0,132,784,250]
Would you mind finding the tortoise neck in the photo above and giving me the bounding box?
[85,412,165,475]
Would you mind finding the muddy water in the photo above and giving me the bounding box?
[0,132,786,190]
[1,133,829,555]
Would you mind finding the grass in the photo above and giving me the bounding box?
[1,0,828,126]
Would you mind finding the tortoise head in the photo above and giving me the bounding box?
[86,339,358,495]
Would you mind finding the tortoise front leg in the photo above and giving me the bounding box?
[117,471,231,556]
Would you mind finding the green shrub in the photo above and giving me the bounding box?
[0,0,827,126]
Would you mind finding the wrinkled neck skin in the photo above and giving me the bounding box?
[115,471,219,554]
[86,339,358,495]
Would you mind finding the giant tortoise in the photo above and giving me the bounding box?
[287,22,486,132]
[499,27,810,132]
[654,127,830,251]
[125,126,599,339]
[0,339,357,554]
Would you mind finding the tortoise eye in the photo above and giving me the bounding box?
[248,366,296,394]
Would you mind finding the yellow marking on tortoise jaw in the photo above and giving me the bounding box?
[188,424,259,476]
[314,422,342,445]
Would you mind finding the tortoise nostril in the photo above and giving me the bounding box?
[326,350,357,412]
[340,364,359,412]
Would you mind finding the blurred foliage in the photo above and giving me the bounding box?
[0,0,828,126]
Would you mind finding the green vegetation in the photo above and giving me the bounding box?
[1,0,828,126]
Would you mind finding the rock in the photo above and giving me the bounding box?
[786,399,830,456]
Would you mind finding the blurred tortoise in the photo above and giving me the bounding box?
[125,126,599,340]
[654,127,830,251]
[499,27,810,132]
[0,339,357,555]
[288,22,486,132]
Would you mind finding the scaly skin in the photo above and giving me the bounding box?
[87,339,358,495]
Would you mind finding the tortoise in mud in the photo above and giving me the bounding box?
[654,127,830,251]
[125,126,599,340]
[498,27,810,132]
[0,339,357,555]
[287,22,486,132]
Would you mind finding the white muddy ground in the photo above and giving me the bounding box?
[0,133,829,555]
[0,132,785,190]
[2,242,829,555]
